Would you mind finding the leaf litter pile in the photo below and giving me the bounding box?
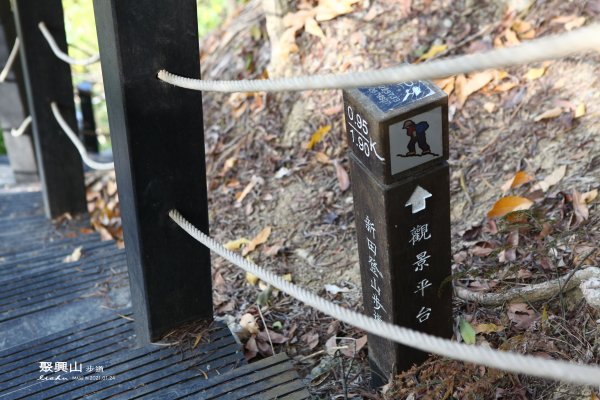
[83,0,600,398]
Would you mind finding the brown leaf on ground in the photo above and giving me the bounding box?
[245,335,259,360]
[507,303,537,330]
[501,171,534,192]
[304,17,326,40]
[571,189,596,226]
[433,76,455,95]
[511,20,535,40]
[257,329,289,344]
[315,152,332,164]
[242,226,272,256]
[475,323,504,334]
[240,313,260,335]
[314,0,360,21]
[455,71,494,107]
[487,196,533,218]
[333,160,350,191]
[471,246,494,257]
[342,335,367,357]
[533,107,563,122]
[300,330,320,349]
[530,166,566,192]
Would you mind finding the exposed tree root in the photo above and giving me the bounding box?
[454,267,600,306]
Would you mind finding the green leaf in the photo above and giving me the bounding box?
[256,285,273,306]
[459,319,476,345]
[272,321,283,330]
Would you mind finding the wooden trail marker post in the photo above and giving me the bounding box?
[343,81,453,387]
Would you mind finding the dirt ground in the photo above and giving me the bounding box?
[88,0,600,398]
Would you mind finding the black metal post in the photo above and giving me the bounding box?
[93,0,213,343]
[344,82,453,387]
[77,82,99,154]
[12,0,86,217]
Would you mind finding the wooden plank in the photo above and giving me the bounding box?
[11,0,86,218]
[157,353,291,399]
[92,0,213,343]
[246,380,309,400]
[90,352,243,399]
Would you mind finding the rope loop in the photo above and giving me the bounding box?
[50,102,113,171]
[0,38,20,83]
[38,22,100,66]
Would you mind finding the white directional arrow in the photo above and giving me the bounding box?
[405,185,432,214]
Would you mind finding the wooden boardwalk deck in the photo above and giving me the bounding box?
[0,185,309,399]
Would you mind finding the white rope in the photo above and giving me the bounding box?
[50,102,114,171]
[10,115,32,137]
[169,209,600,387]
[38,22,100,66]
[159,24,600,92]
[0,38,20,83]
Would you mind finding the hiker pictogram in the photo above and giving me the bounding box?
[398,119,439,158]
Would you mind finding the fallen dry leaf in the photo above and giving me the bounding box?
[565,16,586,30]
[64,246,83,263]
[470,245,494,257]
[246,271,259,285]
[487,196,533,218]
[315,151,332,164]
[301,331,320,349]
[314,0,360,21]
[433,76,455,96]
[483,102,496,113]
[417,43,447,62]
[242,226,272,256]
[493,27,520,48]
[524,66,546,81]
[574,103,586,118]
[245,335,259,360]
[224,238,250,251]
[341,335,368,357]
[533,107,563,122]
[530,165,566,192]
[507,303,537,330]
[333,160,350,191]
[475,323,505,334]
[306,125,331,150]
[304,17,326,40]
[257,329,289,344]
[501,171,534,192]
[493,81,518,92]
[455,71,494,106]
[240,313,259,335]
[572,189,597,226]
[511,20,535,39]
